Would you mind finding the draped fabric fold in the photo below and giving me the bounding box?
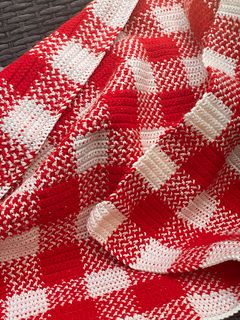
[0,0,239,319]
[0,0,139,199]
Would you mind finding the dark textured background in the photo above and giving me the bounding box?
[0,1,240,319]
[0,0,90,66]
[229,311,240,320]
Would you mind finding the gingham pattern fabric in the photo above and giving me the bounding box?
[0,0,239,319]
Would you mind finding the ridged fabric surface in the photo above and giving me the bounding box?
[0,0,90,67]
[0,0,240,319]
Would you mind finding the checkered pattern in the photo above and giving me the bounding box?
[0,0,239,319]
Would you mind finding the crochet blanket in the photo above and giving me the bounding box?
[0,0,239,319]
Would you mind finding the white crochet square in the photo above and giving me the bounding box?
[52,41,104,84]
[130,238,181,273]
[92,0,138,28]
[74,130,108,174]
[140,127,166,152]
[127,58,157,92]
[182,56,207,87]
[6,289,49,320]
[188,290,240,319]
[218,0,240,19]
[1,98,58,150]
[133,146,177,190]
[86,267,131,298]
[88,201,125,244]
[184,93,233,142]
[203,48,237,78]
[153,4,190,34]
[226,144,240,175]
[177,191,218,229]
[201,240,240,268]
[0,228,39,263]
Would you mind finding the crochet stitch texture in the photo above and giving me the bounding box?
[0,0,239,319]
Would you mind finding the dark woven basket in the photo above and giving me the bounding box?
[0,0,91,67]
[228,311,240,320]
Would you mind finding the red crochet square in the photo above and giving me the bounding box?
[160,88,196,126]
[181,145,225,189]
[1,52,46,97]
[141,36,180,63]
[134,276,183,312]
[130,194,175,236]
[90,52,123,91]
[107,90,138,129]
[188,0,215,41]
[48,299,98,320]
[38,178,80,224]
[39,244,85,286]
[0,266,6,301]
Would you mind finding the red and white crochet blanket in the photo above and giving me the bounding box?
[0,0,239,319]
